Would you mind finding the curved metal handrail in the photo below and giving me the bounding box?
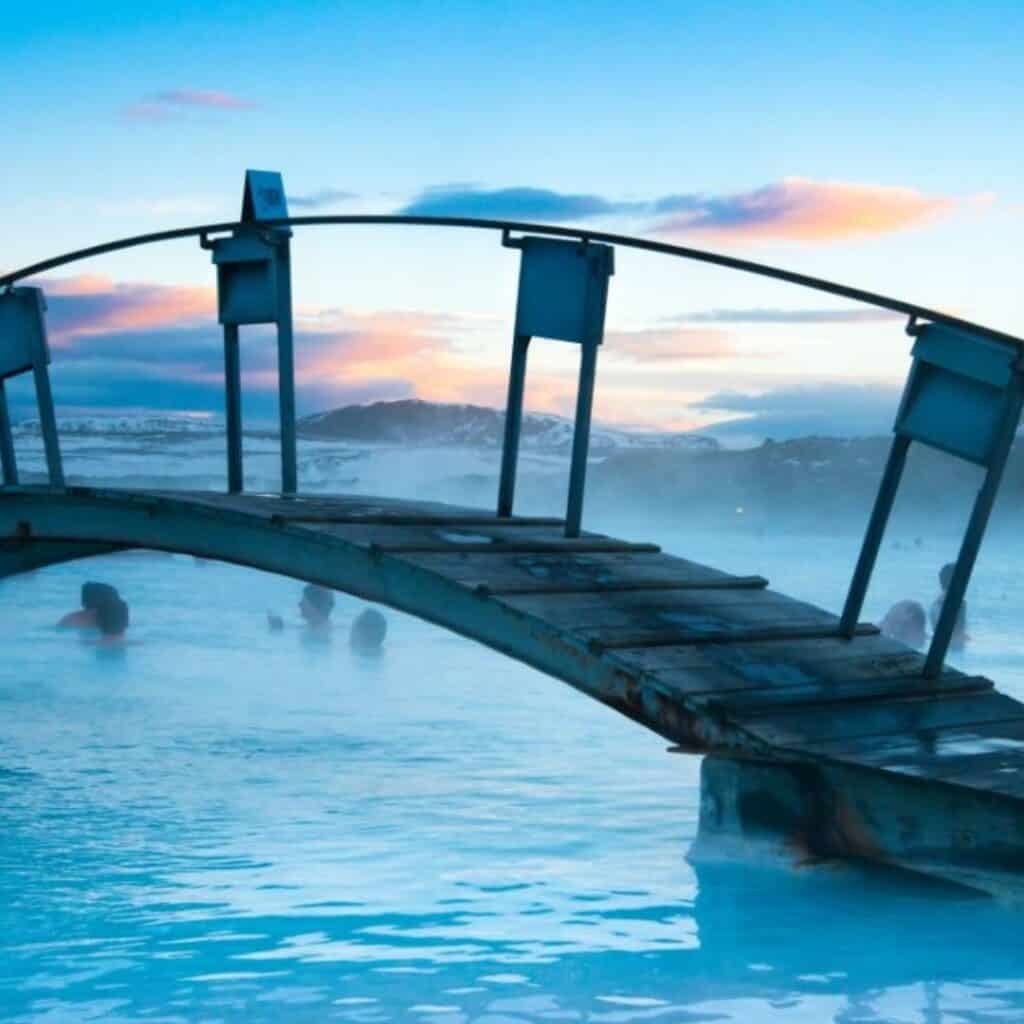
[3,215,1020,348]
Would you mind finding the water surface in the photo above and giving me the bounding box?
[2,525,1023,1022]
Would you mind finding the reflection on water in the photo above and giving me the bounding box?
[2,528,1024,1022]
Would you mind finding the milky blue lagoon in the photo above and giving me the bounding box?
[3,520,1024,1022]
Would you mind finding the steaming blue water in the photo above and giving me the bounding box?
[3,527,1024,1022]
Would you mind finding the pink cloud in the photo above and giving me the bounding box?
[653,177,966,242]
[123,89,257,120]
[605,326,739,362]
[36,274,215,345]
[155,89,258,110]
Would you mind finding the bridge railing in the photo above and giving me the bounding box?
[1,168,1022,676]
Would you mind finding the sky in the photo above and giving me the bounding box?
[4,0,1023,438]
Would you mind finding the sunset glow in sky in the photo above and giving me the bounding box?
[5,0,1022,437]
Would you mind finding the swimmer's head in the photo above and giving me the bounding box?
[81,581,119,610]
[880,599,927,648]
[96,597,129,637]
[939,563,956,589]
[350,607,387,651]
[300,584,335,625]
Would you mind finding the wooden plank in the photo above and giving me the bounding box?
[744,691,1024,748]
[801,718,1024,763]
[711,674,992,715]
[400,550,747,592]
[143,489,567,526]
[501,586,815,626]
[290,513,567,527]
[480,575,766,596]
[605,633,920,678]
[912,753,1024,799]
[586,622,878,651]
[850,747,1024,793]
[477,575,766,596]
[373,540,660,555]
[310,520,639,550]
[599,637,985,711]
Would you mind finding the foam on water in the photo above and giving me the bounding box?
[3,519,1024,1021]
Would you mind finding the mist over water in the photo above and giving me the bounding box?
[4,426,1024,1021]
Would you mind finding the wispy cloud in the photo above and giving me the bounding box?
[397,178,972,242]
[673,307,904,324]
[287,188,359,210]
[29,274,482,416]
[38,275,215,343]
[605,326,739,362]
[653,179,963,242]
[124,88,258,120]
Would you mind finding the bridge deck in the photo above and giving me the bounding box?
[4,486,1024,895]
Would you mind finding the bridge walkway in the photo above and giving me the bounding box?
[3,485,1023,894]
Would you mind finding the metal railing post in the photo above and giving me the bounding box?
[224,324,243,493]
[276,239,298,495]
[0,381,17,485]
[839,434,910,637]
[497,333,530,517]
[566,340,599,538]
[33,357,64,487]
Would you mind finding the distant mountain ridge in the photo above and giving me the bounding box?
[297,400,718,453]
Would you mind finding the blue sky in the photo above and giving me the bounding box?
[4,0,1023,435]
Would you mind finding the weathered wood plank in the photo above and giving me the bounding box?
[605,633,920,678]
[478,575,766,596]
[143,489,566,527]
[585,621,878,651]
[374,540,660,555]
[707,674,991,715]
[746,691,1024,748]
[802,718,1024,763]
[400,550,749,592]
[501,586,819,626]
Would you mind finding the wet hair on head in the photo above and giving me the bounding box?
[939,562,956,589]
[96,597,129,636]
[303,584,335,615]
[81,582,119,610]
[350,607,387,650]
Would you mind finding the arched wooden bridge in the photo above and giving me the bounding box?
[4,171,1024,898]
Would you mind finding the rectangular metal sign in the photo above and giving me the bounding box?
[0,288,50,379]
[211,235,279,325]
[895,323,1019,465]
[513,237,614,345]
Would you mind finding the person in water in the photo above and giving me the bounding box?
[300,584,335,629]
[94,596,130,645]
[350,607,387,652]
[58,582,121,630]
[880,600,927,649]
[930,562,968,649]
[267,585,336,632]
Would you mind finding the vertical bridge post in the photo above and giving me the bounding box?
[499,234,614,537]
[0,287,64,487]
[204,170,297,494]
[840,322,1024,676]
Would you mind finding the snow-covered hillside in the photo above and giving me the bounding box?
[296,400,717,454]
